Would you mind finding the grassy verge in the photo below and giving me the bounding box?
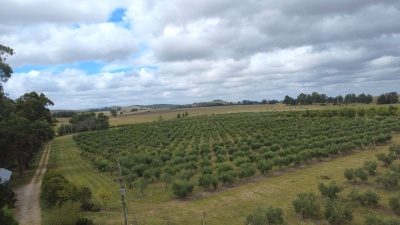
[50,133,400,225]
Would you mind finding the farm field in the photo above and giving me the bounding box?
[106,103,383,126]
[50,133,400,225]
[49,108,400,224]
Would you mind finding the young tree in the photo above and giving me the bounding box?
[237,163,256,180]
[324,200,353,225]
[376,152,396,167]
[344,168,355,184]
[245,206,285,225]
[318,181,344,200]
[292,192,320,218]
[348,189,380,207]
[256,160,274,176]
[135,178,149,194]
[344,168,368,184]
[376,171,398,189]
[198,174,218,190]
[180,169,196,181]
[172,180,194,199]
[162,173,173,190]
[363,160,378,176]
[354,167,368,182]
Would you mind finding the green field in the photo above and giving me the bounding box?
[48,106,400,225]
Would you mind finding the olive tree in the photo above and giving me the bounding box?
[292,192,320,218]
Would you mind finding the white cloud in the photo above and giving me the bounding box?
[1,0,400,109]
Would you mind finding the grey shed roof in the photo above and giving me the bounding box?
[0,168,12,184]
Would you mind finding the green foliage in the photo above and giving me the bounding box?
[238,163,256,180]
[292,192,320,218]
[348,189,380,206]
[344,168,355,183]
[389,143,400,156]
[318,181,343,200]
[110,109,117,117]
[344,167,368,184]
[198,174,218,190]
[324,200,353,225]
[364,212,400,225]
[257,160,274,176]
[363,160,378,176]
[66,112,109,134]
[41,170,93,208]
[72,111,400,196]
[375,170,398,189]
[389,194,400,214]
[172,180,194,198]
[376,152,397,167]
[245,206,285,225]
[0,44,14,88]
[0,91,55,176]
[0,205,18,225]
[95,188,111,210]
[218,170,237,185]
[135,178,149,194]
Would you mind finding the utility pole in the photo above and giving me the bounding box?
[116,154,129,225]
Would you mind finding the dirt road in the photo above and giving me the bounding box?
[15,141,52,225]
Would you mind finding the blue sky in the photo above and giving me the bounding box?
[1,0,399,109]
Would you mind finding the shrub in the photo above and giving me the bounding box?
[348,189,380,206]
[245,206,285,225]
[318,181,343,200]
[324,200,353,225]
[389,194,400,214]
[172,180,194,198]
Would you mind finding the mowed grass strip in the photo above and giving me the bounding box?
[51,136,120,207]
[51,134,400,225]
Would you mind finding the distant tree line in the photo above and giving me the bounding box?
[87,106,112,112]
[377,92,398,105]
[58,112,109,136]
[283,92,378,105]
[52,110,76,118]
[239,99,279,105]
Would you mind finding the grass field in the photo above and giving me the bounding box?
[49,133,400,225]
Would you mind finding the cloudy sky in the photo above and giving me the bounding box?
[1,0,399,109]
